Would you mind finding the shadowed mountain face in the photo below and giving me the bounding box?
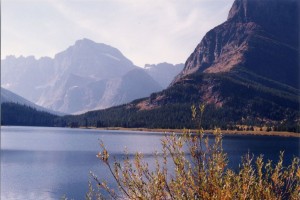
[173,0,299,89]
[2,39,162,114]
[63,0,299,130]
[153,0,299,111]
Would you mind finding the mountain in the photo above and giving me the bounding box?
[58,0,299,132]
[1,38,162,114]
[1,55,54,102]
[94,68,163,110]
[51,38,135,80]
[144,63,184,88]
[173,0,299,88]
[1,88,59,126]
[1,87,63,116]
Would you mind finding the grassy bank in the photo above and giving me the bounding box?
[80,126,300,138]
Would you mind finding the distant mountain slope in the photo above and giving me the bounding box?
[91,68,163,111]
[144,63,184,88]
[2,38,162,114]
[1,87,63,116]
[1,55,54,102]
[57,0,300,132]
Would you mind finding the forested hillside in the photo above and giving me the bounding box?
[1,102,57,126]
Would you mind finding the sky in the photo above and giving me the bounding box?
[2,0,234,67]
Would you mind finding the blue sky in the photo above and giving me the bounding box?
[2,0,234,67]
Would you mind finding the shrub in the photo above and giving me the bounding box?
[87,105,300,199]
[88,128,300,200]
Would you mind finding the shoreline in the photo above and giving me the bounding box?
[83,127,300,138]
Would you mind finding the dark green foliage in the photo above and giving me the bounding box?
[55,104,191,129]
[1,102,58,126]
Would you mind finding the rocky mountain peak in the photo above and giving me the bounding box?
[73,38,115,52]
[74,38,95,46]
[172,0,299,88]
[51,38,135,80]
[228,0,298,23]
[59,38,126,59]
[227,0,298,46]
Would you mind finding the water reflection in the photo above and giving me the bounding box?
[1,126,299,199]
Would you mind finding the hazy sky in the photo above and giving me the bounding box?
[2,0,234,67]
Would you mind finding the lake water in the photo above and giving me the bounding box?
[1,126,299,199]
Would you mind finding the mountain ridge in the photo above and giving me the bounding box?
[57,0,299,131]
[1,38,164,114]
[173,0,299,89]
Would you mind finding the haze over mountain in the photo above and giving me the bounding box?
[144,63,184,88]
[1,87,62,116]
[59,0,299,131]
[2,55,54,103]
[1,38,163,114]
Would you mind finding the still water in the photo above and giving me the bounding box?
[1,126,299,199]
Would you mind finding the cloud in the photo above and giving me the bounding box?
[2,0,234,66]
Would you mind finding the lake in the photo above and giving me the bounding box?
[1,126,299,199]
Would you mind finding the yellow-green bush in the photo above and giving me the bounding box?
[88,128,299,200]
[87,105,300,199]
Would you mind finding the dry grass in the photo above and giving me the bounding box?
[87,127,300,138]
